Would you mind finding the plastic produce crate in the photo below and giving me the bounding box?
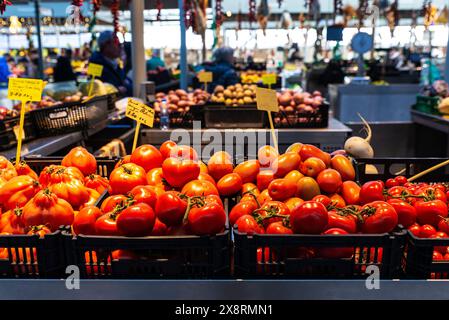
[273,103,329,128]
[0,114,37,151]
[30,95,109,136]
[355,158,449,183]
[412,95,441,115]
[404,231,449,279]
[233,229,406,279]
[0,231,65,278]
[62,193,231,279]
[203,104,266,128]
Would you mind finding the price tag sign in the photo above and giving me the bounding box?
[126,98,155,128]
[198,71,213,83]
[7,78,44,102]
[262,74,277,86]
[256,87,279,113]
[87,63,104,77]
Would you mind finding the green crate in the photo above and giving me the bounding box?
[413,95,441,115]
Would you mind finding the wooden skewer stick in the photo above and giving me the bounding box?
[408,159,449,182]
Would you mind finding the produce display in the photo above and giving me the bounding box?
[153,88,210,113]
[210,83,257,106]
[240,71,265,84]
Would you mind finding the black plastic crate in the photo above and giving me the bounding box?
[233,229,406,279]
[404,231,449,279]
[203,104,266,129]
[355,158,449,183]
[30,95,108,136]
[273,103,329,128]
[0,114,37,151]
[0,231,65,278]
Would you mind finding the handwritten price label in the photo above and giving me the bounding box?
[262,74,277,85]
[8,78,44,102]
[126,98,155,128]
[198,71,213,83]
[256,87,279,113]
[87,63,104,77]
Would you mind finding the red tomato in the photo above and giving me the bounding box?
[360,201,398,234]
[181,180,219,197]
[317,169,342,194]
[330,155,355,181]
[0,209,24,234]
[109,163,147,195]
[408,223,421,237]
[116,203,156,237]
[414,187,447,203]
[290,201,328,234]
[359,181,385,204]
[299,144,331,166]
[438,218,449,234]
[162,157,200,189]
[326,211,357,233]
[415,200,448,227]
[256,170,274,191]
[84,174,109,195]
[150,218,168,236]
[385,178,399,188]
[258,200,290,228]
[229,200,258,226]
[387,199,416,228]
[130,144,163,172]
[95,213,119,236]
[395,176,408,185]
[72,206,103,235]
[146,168,168,190]
[284,197,304,213]
[198,172,216,185]
[155,191,187,226]
[273,152,301,178]
[268,178,296,201]
[0,175,41,211]
[207,152,233,181]
[429,232,449,254]
[170,145,198,161]
[217,173,243,196]
[340,181,361,205]
[128,185,158,209]
[233,160,260,183]
[62,147,97,176]
[419,224,437,238]
[433,251,444,261]
[385,186,407,200]
[101,194,128,213]
[186,203,226,235]
[235,215,263,234]
[49,177,90,210]
[318,228,353,259]
[159,141,177,159]
[0,156,17,183]
[114,155,131,169]
[312,194,332,207]
[265,221,293,234]
[241,182,260,197]
[329,194,346,208]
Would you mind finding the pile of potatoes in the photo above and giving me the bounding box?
[153,89,210,114]
[277,90,324,114]
[211,83,257,106]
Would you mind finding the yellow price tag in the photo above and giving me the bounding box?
[256,87,279,113]
[198,71,213,83]
[262,74,277,85]
[126,98,155,152]
[7,78,44,102]
[87,63,104,77]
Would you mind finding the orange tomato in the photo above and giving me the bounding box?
[284,170,304,185]
[217,173,243,196]
[207,151,233,181]
[299,157,326,177]
[316,169,343,194]
[340,181,361,205]
[329,193,346,208]
[256,170,274,191]
[62,147,97,176]
[268,178,297,201]
[299,144,331,167]
[284,197,304,213]
[273,152,301,178]
[330,155,356,181]
[234,160,260,183]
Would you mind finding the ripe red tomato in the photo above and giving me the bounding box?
[414,187,447,203]
[155,191,187,226]
[419,224,437,238]
[229,200,258,226]
[241,182,260,196]
[415,200,448,227]
[207,152,233,181]
[385,178,399,188]
[256,170,274,191]
[73,206,103,235]
[198,172,216,185]
[300,157,326,178]
[128,185,158,209]
[284,197,304,213]
[395,176,408,185]
[385,186,407,200]
[162,157,200,189]
[186,203,226,235]
[0,209,24,234]
[181,180,219,197]
[290,201,328,234]
[49,177,90,210]
[150,218,168,236]
[268,178,296,201]
[318,228,353,259]
[159,141,177,159]
[312,194,332,207]
[273,152,301,178]
[257,189,272,205]
[359,181,385,204]
[317,169,342,194]
[340,181,361,205]
[109,163,147,195]
[386,199,416,228]
[114,155,131,169]
[408,223,421,237]
[235,215,263,234]
[233,160,260,183]
[360,201,398,234]
[95,213,119,236]
[326,210,357,233]
[265,221,293,234]
[84,174,109,195]
[130,144,163,172]
[438,218,449,234]
[217,173,243,196]
[100,194,128,213]
[0,175,41,211]
[429,232,449,254]
[146,168,167,190]
[116,203,156,237]
[258,200,290,228]
[62,147,97,176]
[329,194,346,208]
[433,251,444,261]
[0,156,17,183]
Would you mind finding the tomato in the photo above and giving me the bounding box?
[429,232,449,254]
[419,224,437,238]
[273,152,301,178]
[95,213,119,236]
[100,194,128,213]
[340,181,360,205]
[438,218,449,234]
[161,157,200,189]
[329,194,346,208]
[0,156,17,183]
[318,228,353,259]
[234,160,260,183]
[359,181,385,204]
[395,176,408,185]
[84,174,109,194]
[199,161,208,173]
[266,221,293,234]
[22,189,74,232]
[286,142,303,154]
[80,188,101,209]
[317,169,342,194]
[257,146,278,168]
[235,215,263,234]
[387,199,416,228]
[114,155,131,169]
[229,200,257,226]
[408,223,421,237]
[241,183,260,196]
[207,151,233,181]
[385,178,399,188]
[326,211,357,233]
[198,172,216,185]
[385,186,407,200]
[146,168,167,190]
[160,140,177,159]
[433,251,444,261]
[61,147,97,176]
[330,155,355,181]
[296,177,321,200]
[109,163,147,195]
[128,185,158,209]
[257,200,290,228]
[39,165,84,186]
[0,208,24,234]
[256,170,274,191]
[130,144,163,172]
[415,200,448,227]
[413,186,447,203]
[186,202,226,235]
[360,201,398,234]
[0,175,41,211]
[299,157,326,178]
[171,145,198,161]
[116,203,156,237]
[203,194,224,208]
[257,247,272,263]
[284,170,304,185]
[181,180,219,197]
[72,206,103,235]
[14,161,38,180]
[27,225,51,238]
[284,197,304,213]
[290,201,328,234]
[299,144,331,166]
[217,173,243,196]
[257,189,272,205]
[268,178,296,201]
[312,194,331,207]
[155,191,187,226]
[49,177,90,210]
[150,218,168,236]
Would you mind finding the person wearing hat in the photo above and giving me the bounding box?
[202,47,239,93]
[89,30,132,95]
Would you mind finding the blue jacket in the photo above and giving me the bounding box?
[0,57,11,85]
[204,62,239,93]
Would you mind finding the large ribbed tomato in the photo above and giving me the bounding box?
[62,147,97,176]
[0,175,41,210]
[84,174,109,194]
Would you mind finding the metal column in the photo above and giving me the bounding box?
[34,0,44,79]
[178,0,188,90]
[130,0,146,97]
[445,21,449,82]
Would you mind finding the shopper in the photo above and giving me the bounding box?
[89,30,132,95]
[0,56,11,87]
[146,49,165,71]
[203,47,239,93]
[53,49,77,83]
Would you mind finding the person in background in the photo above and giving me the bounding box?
[89,30,132,95]
[53,48,77,83]
[203,47,239,93]
[146,49,165,71]
[0,55,12,86]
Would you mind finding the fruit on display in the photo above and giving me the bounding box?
[79,79,108,97]
[153,89,210,114]
[240,70,264,84]
[211,83,257,106]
